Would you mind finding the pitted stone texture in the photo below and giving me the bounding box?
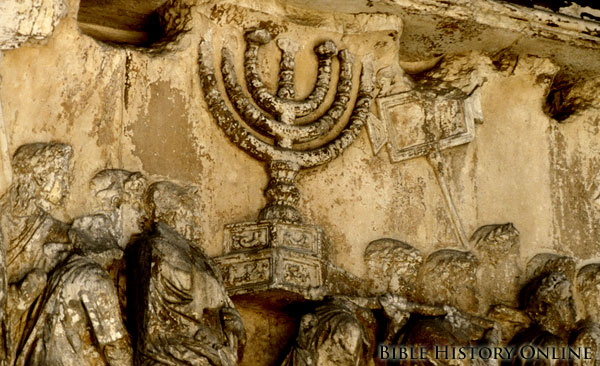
[417,249,480,315]
[129,222,245,366]
[526,253,577,284]
[364,238,422,299]
[16,214,132,366]
[89,169,148,249]
[471,223,522,308]
[216,247,323,298]
[572,264,600,366]
[0,0,67,50]
[0,143,73,366]
[130,180,245,366]
[281,297,375,366]
[507,272,576,365]
[198,29,375,224]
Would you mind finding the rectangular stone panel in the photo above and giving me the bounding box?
[223,221,322,256]
[215,248,323,296]
[216,252,272,290]
[375,90,477,162]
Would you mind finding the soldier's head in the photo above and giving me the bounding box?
[364,238,422,298]
[522,272,576,336]
[471,223,522,307]
[90,169,147,246]
[471,223,520,259]
[418,249,480,314]
[144,181,201,242]
[11,142,73,212]
[526,253,576,284]
[576,263,600,322]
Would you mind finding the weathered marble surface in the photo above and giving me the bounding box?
[0,0,598,365]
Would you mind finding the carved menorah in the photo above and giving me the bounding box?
[198,29,374,223]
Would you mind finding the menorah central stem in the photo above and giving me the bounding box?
[259,160,302,223]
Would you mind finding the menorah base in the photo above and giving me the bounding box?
[214,220,368,305]
[215,247,324,300]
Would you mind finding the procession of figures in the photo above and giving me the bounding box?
[0,24,598,366]
[0,141,598,366]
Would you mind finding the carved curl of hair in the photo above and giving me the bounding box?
[576,263,600,306]
[12,142,72,182]
[144,181,198,227]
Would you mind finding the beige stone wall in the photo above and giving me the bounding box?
[1,0,600,364]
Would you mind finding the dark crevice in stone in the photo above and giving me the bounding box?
[544,72,587,122]
[77,0,191,49]
[500,0,600,23]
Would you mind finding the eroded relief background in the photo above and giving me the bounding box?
[0,0,600,365]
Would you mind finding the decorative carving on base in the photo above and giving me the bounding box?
[216,221,324,300]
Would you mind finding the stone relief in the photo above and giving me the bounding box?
[0,143,73,366]
[364,238,422,299]
[0,145,246,366]
[281,297,375,366]
[1,84,600,366]
[471,223,522,308]
[0,3,598,365]
[507,272,576,366]
[572,264,600,366]
[198,27,375,301]
[3,143,593,366]
[198,29,374,223]
[16,214,132,366]
[128,181,245,366]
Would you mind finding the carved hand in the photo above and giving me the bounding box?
[221,306,246,361]
[9,269,47,308]
[103,337,133,366]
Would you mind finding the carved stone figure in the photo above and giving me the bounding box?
[16,214,132,366]
[526,253,576,284]
[388,250,499,366]
[571,264,600,366]
[128,181,245,366]
[2,142,73,284]
[89,169,148,248]
[281,297,374,366]
[471,223,522,307]
[417,249,480,314]
[89,169,148,325]
[506,272,576,366]
[364,238,422,299]
[0,142,73,365]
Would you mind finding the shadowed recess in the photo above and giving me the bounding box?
[77,0,171,46]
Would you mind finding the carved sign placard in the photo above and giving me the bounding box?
[367,90,481,161]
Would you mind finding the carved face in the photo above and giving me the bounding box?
[526,272,576,335]
[418,250,480,314]
[39,170,70,206]
[11,143,73,212]
[364,239,422,297]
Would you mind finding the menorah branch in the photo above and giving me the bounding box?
[276,38,298,100]
[244,30,338,118]
[221,47,354,146]
[198,32,374,223]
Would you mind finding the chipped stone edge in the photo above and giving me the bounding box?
[391,0,600,46]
